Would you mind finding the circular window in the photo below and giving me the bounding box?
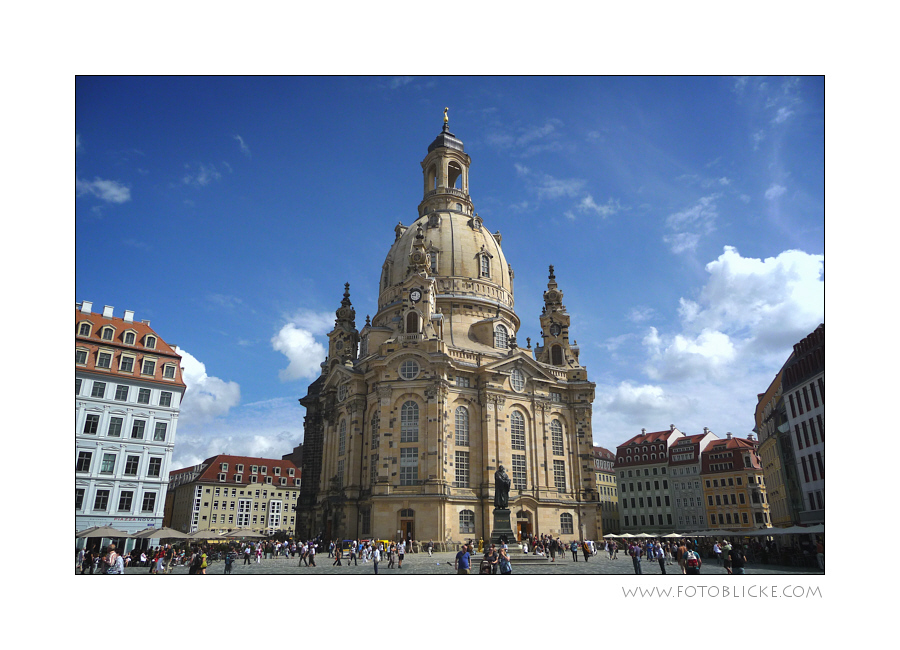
[399,359,420,380]
[510,368,525,392]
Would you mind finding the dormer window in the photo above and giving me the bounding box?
[101,327,115,341]
[78,322,91,337]
[124,331,136,345]
[141,359,156,376]
[76,348,88,365]
[480,254,490,278]
[494,324,508,349]
[145,335,157,349]
[163,364,176,379]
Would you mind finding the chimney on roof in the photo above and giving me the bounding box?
[670,424,675,431]
[641,428,646,434]
[80,300,92,314]
[748,433,755,441]
[726,432,732,439]
[141,319,151,326]
[703,427,709,434]
[103,305,114,318]
[124,310,134,323]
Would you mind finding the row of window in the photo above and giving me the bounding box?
[76,450,163,477]
[76,487,157,513]
[217,463,293,476]
[800,452,824,484]
[77,347,177,378]
[621,479,670,493]
[624,514,673,528]
[708,511,768,526]
[77,378,175,407]
[621,496,671,510]
[788,377,824,419]
[78,321,157,349]
[216,473,299,486]
[620,467,668,479]
[794,415,824,451]
[208,513,295,526]
[80,413,169,442]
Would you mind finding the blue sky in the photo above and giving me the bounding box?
[75,76,824,470]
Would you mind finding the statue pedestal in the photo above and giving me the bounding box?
[490,509,517,546]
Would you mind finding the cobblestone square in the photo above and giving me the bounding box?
[92,549,823,577]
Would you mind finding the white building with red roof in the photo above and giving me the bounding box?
[614,425,685,533]
[76,301,186,548]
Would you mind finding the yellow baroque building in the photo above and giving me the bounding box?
[296,116,601,546]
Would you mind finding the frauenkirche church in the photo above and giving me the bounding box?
[296,111,600,545]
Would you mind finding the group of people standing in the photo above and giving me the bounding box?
[623,538,749,575]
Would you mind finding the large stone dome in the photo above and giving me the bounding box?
[379,211,513,303]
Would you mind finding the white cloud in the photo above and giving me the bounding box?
[271,309,333,381]
[183,163,222,187]
[773,107,794,124]
[627,306,655,323]
[175,346,241,424]
[389,76,414,89]
[488,119,565,156]
[234,134,251,156]
[664,194,719,254]
[170,397,302,470]
[596,381,695,420]
[576,194,620,219]
[515,164,585,200]
[642,246,824,382]
[765,183,786,200]
[76,177,131,203]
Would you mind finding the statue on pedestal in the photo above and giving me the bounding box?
[494,465,511,509]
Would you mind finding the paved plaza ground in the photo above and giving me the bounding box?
[81,550,824,576]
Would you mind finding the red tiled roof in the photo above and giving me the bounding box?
[172,454,301,487]
[76,307,186,389]
[593,445,615,461]
[700,436,762,473]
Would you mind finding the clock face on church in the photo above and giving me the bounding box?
[410,289,422,303]
[550,323,561,336]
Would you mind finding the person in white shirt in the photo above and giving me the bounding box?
[398,540,405,568]
[373,545,381,574]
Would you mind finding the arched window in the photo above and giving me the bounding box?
[481,254,490,278]
[448,161,463,189]
[459,509,475,534]
[494,324,507,349]
[551,419,564,456]
[511,410,525,450]
[406,312,419,334]
[78,322,91,336]
[551,345,563,366]
[338,419,347,455]
[560,513,574,535]
[455,406,469,446]
[401,401,419,442]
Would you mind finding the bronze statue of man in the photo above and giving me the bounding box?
[494,465,511,509]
